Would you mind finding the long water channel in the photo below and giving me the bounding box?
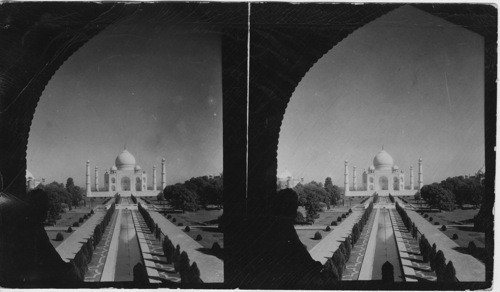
[371,203,402,281]
[113,207,142,281]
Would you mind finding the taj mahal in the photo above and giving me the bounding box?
[344,148,423,197]
[85,148,166,197]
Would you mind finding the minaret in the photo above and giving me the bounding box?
[85,160,91,196]
[418,157,423,189]
[344,160,349,195]
[153,165,157,191]
[161,158,166,190]
[409,165,414,190]
[353,166,357,191]
[94,166,99,192]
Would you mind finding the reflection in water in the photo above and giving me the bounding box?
[372,208,402,281]
[114,209,142,281]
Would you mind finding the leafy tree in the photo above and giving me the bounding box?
[421,184,455,211]
[164,184,200,211]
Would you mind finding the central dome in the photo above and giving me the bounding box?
[115,149,136,170]
[373,150,394,171]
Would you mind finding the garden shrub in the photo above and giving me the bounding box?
[173,245,181,271]
[167,214,172,219]
[429,217,433,222]
[179,251,191,277]
[332,221,338,226]
[444,261,457,282]
[434,222,440,225]
[337,216,342,222]
[452,234,458,240]
[79,218,84,223]
[73,222,79,227]
[342,214,346,219]
[440,225,447,231]
[178,223,183,226]
[326,226,331,231]
[67,226,73,233]
[55,232,64,241]
[212,242,222,253]
[172,218,177,223]
[314,231,322,240]
[424,214,429,218]
[83,215,88,220]
[430,244,437,271]
[467,241,477,254]
[196,234,203,241]
[349,208,352,213]
[185,226,191,232]
[90,209,94,214]
[323,258,340,281]
[186,262,202,284]
[435,250,446,281]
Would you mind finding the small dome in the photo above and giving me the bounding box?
[134,165,142,171]
[26,170,34,180]
[392,165,399,171]
[368,165,375,171]
[111,166,117,171]
[373,150,394,171]
[115,149,136,170]
[278,169,293,179]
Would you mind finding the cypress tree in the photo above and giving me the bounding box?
[444,261,457,282]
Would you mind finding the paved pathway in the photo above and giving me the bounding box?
[342,208,377,280]
[406,209,485,282]
[358,207,380,280]
[56,211,105,262]
[309,210,363,265]
[391,209,436,282]
[389,208,417,282]
[133,210,181,283]
[101,209,123,281]
[149,210,223,283]
[84,211,119,282]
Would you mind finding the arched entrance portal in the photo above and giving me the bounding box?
[379,176,388,190]
[393,177,400,190]
[136,177,142,191]
[121,177,131,191]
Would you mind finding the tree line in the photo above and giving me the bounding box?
[293,177,342,223]
[159,174,223,211]
[29,177,85,224]
[419,174,484,211]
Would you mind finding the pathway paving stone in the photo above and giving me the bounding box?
[406,209,485,282]
[309,210,363,265]
[134,210,181,283]
[342,208,376,281]
[84,211,119,282]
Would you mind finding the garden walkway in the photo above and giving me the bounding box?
[133,210,181,283]
[56,211,105,262]
[84,211,119,282]
[309,210,363,265]
[149,210,223,283]
[342,208,376,280]
[406,209,485,282]
[391,209,436,282]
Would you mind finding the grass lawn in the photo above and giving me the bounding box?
[296,229,331,251]
[421,208,485,262]
[56,207,93,227]
[297,206,351,226]
[166,210,223,249]
[46,230,72,248]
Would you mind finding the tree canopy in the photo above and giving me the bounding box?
[162,174,222,211]
[420,184,455,211]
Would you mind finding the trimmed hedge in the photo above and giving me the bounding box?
[196,234,202,241]
[314,231,322,240]
[185,226,191,232]
[325,226,331,231]
[440,225,447,231]
[452,234,458,240]
[73,222,79,227]
[467,241,477,254]
[434,222,440,225]
[67,226,73,233]
[55,232,64,241]
[337,216,342,222]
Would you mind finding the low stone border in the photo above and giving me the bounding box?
[101,209,122,281]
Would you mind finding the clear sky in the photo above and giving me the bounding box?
[278,5,484,187]
[27,17,222,187]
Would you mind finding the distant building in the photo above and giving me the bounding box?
[344,147,422,197]
[277,170,303,190]
[86,148,166,197]
[26,170,41,190]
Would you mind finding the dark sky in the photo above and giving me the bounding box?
[278,6,484,186]
[28,17,222,187]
